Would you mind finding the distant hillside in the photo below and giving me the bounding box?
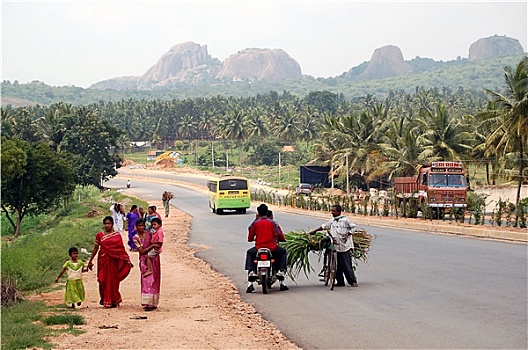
[0,96,38,107]
[89,35,524,90]
[1,54,525,107]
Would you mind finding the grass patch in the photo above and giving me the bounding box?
[43,314,85,326]
[122,149,151,165]
[1,300,52,350]
[1,300,87,350]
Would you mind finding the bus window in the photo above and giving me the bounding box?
[219,179,248,191]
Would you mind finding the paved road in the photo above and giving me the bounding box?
[109,173,527,349]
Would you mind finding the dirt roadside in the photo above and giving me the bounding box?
[36,164,526,349]
[37,202,300,349]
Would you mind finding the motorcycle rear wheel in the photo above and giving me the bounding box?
[260,273,268,294]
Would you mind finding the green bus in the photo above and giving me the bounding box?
[207,176,251,214]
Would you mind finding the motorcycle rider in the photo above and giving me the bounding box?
[126,180,131,188]
[245,203,289,293]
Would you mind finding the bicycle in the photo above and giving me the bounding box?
[320,232,337,290]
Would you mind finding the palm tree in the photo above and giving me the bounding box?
[378,114,425,179]
[416,103,473,162]
[246,107,269,140]
[116,134,130,156]
[272,107,300,144]
[177,114,198,140]
[298,106,318,145]
[479,56,528,225]
[312,110,382,188]
[223,106,249,164]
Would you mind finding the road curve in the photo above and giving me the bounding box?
[109,170,527,349]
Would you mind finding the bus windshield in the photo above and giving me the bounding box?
[219,179,248,191]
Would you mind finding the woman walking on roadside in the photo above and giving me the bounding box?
[132,218,162,311]
[87,216,133,308]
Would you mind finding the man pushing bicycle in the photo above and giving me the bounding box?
[309,204,358,287]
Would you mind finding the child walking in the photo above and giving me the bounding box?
[143,217,164,277]
[55,246,88,308]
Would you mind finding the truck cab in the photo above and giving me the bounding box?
[419,161,467,209]
[394,161,467,218]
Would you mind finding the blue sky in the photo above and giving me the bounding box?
[2,1,527,88]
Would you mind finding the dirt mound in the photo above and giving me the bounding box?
[85,209,101,218]
[150,158,175,169]
[323,188,345,196]
[122,159,138,166]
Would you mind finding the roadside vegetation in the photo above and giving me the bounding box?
[4,57,525,232]
[1,186,145,350]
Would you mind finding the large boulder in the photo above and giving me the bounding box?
[137,42,220,87]
[216,48,302,82]
[468,35,524,61]
[357,45,412,80]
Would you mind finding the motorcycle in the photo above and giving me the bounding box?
[253,248,285,294]
[126,180,131,188]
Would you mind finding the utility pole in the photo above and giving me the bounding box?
[278,152,281,188]
[331,164,334,195]
[211,140,214,170]
[346,153,350,196]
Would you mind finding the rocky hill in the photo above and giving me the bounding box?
[91,42,302,89]
[215,48,302,82]
[137,42,221,88]
[356,45,412,80]
[86,35,525,90]
[468,35,524,61]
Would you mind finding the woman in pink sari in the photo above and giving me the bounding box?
[87,216,133,308]
[132,218,161,311]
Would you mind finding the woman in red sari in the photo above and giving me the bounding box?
[87,216,133,308]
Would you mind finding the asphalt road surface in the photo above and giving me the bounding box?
[108,174,527,349]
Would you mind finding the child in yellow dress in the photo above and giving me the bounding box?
[55,247,88,308]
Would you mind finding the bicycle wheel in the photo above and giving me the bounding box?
[323,249,330,286]
[328,250,337,290]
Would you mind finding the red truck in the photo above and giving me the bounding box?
[393,161,468,218]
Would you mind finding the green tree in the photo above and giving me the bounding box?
[249,141,280,166]
[378,114,425,179]
[1,138,75,237]
[480,56,528,225]
[417,103,473,161]
[60,107,123,186]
